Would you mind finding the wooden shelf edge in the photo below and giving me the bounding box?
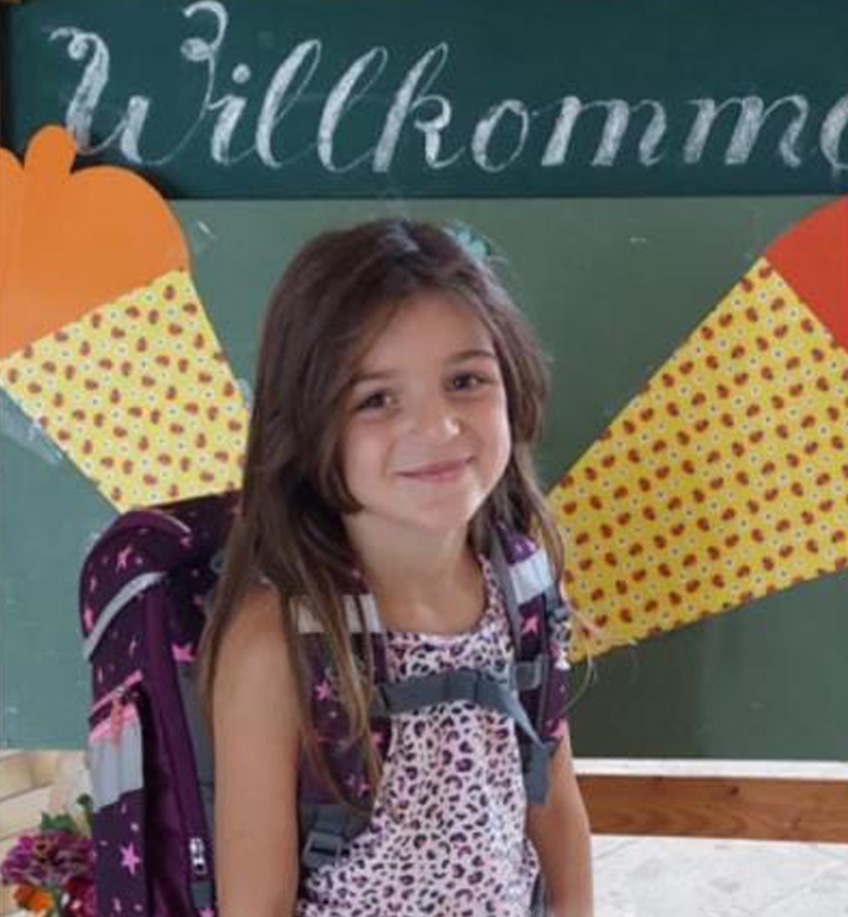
[578,774,848,843]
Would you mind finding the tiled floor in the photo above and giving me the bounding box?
[593,834,848,917]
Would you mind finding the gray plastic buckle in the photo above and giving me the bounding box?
[490,661,517,691]
[190,879,215,909]
[472,663,517,709]
[544,585,568,621]
[302,829,345,869]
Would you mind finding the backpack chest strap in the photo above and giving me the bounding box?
[299,804,371,870]
[370,661,546,767]
[300,659,551,870]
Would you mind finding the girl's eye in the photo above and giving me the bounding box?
[355,390,392,412]
[450,372,488,391]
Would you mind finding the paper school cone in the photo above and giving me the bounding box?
[550,198,848,662]
[0,126,249,511]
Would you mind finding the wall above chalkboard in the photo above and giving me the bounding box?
[2,0,847,198]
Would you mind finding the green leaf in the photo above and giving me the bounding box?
[39,812,77,832]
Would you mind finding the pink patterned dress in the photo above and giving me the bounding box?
[294,556,543,917]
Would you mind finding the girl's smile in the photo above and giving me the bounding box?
[397,457,473,482]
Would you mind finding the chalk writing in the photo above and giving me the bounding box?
[44,0,848,179]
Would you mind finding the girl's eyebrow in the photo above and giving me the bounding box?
[449,347,499,365]
[351,348,498,385]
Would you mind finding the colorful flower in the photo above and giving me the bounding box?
[13,883,53,913]
[1,795,94,917]
[62,877,96,917]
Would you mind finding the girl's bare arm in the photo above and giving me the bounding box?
[526,724,594,917]
[212,585,301,917]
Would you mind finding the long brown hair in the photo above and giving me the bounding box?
[195,217,565,811]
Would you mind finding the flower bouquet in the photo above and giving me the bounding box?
[1,794,95,917]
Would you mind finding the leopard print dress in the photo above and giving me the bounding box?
[294,556,542,917]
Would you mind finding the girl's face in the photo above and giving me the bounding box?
[339,291,512,543]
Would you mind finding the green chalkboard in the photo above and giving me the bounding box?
[2,196,846,760]
[2,0,847,198]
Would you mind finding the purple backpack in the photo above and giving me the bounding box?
[80,491,572,916]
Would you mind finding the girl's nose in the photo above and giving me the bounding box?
[408,395,461,441]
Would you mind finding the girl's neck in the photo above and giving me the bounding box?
[343,518,483,629]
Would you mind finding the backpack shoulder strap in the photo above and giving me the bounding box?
[489,523,566,679]
[489,523,570,803]
[295,589,390,871]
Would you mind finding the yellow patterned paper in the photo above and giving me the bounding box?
[550,258,848,661]
[0,268,249,511]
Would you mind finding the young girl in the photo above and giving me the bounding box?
[196,218,594,917]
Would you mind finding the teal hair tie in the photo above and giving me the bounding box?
[444,222,493,262]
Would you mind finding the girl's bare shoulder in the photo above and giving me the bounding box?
[212,582,297,720]
[229,579,284,635]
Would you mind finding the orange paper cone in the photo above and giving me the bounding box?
[0,126,249,510]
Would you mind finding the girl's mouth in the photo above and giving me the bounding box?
[399,458,471,482]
